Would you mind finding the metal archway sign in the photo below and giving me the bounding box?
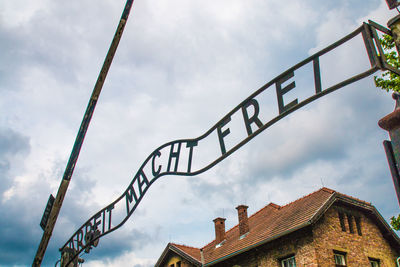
[61,20,399,262]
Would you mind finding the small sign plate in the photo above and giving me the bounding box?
[40,194,55,230]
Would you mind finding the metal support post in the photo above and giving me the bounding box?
[379,16,400,207]
[31,1,135,266]
[379,94,400,206]
[388,15,400,54]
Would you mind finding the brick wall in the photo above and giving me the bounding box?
[212,227,317,267]
[313,204,399,267]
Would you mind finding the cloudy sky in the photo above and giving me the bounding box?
[1,0,400,266]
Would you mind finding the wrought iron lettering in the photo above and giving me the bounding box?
[125,181,139,213]
[61,21,396,261]
[217,116,231,155]
[241,99,263,136]
[276,71,297,114]
[152,150,162,176]
[76,230,84,251]
[167,142,182,172]
[186,141,198,173]
[93,212,101,233]
[106,205,113,230]
[313,58,322,94]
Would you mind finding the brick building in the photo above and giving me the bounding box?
[155,188,400,267]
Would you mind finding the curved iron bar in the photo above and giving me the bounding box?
[62,21,392,262]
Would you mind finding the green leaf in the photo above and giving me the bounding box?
[374,34,400,93]
[391,214,400,231]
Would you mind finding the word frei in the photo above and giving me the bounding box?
[62,21,389,256]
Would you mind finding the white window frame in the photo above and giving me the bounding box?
[334,252,346,266]
[370,259,380,267]
[281,255,296,267]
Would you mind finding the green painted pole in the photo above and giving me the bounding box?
[32,1,135,266]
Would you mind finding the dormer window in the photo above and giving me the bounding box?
[215,240,225,248]
[239,232,249,240]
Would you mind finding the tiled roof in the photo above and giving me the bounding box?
[158,187,395,266]
[202,187,335,265]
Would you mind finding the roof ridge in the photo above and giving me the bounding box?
[278,187,336,209]
[268,202,281,209]
[336,192,371,205]
[248,202,280,220]
[171,243,200,250]
[321,187,335,194]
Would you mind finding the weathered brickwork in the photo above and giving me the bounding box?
[211,204,399,267]
[313,204,399,267]
[212,227,316,267]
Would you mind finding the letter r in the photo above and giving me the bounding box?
[242,98,263,136]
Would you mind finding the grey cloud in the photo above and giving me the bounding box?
[0,1,124,96]
[188,178,237,202]
[0,128,30,160]
[0,128,33,265]
[0,214,37,265]
[0,156,100,266]
[84,228,153,262]
[1,1,397,266]
[0,127,30,194]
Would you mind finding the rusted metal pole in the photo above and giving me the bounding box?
[32,1,135,266]
[379,93,400,207]
[379,16,400,208]
[388,15,400,54]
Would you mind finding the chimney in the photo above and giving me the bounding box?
[213,217,226,244]
[236,205,249,236]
